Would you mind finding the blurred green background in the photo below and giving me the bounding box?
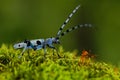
[0,0,120,64]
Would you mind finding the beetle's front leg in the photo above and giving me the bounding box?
[48,44,61,58]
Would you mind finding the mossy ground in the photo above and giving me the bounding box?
[0,44,120,80]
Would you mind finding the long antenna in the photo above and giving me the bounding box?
[57,24,92,38]
[57,5,80,37]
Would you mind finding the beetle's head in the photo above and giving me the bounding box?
[52,37,60,44]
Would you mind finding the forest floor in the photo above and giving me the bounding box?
[0,44,120,80]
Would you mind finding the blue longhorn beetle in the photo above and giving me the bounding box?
[13,5,92,57]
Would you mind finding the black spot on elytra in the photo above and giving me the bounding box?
[24,40,31,46]
[24,40,27,43]
[27,41,30,46]
[18,44,20,47]
[36,40,41,45]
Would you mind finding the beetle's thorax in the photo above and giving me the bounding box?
[45,37,60,45]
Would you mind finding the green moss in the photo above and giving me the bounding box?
[0,44,120,80]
